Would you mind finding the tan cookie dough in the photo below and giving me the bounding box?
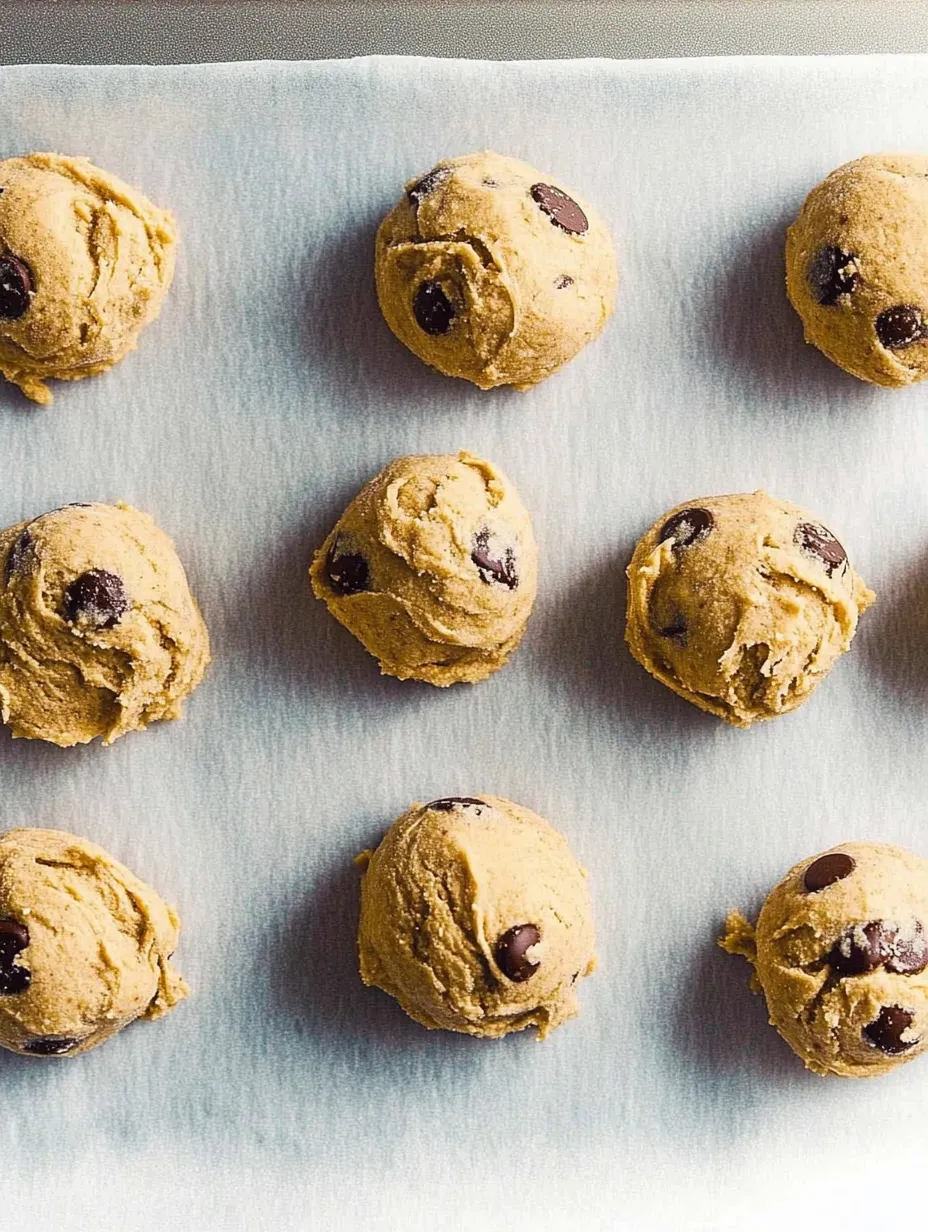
[357,795,596,1039]
[0,502,210,746]
[0,152,176,405]
[375,151,617,389]
[721,843,928,1077]
[310,452,537,685]
[0,828,187,1057]
[625,492,874,727]
[786,153,928,387]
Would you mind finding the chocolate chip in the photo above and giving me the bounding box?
[795,522,847,575]
[412,281,455,336]
[427,797,485,811]
[829,921,895,976]
[886,921,928,976]
[471,527,518,589]
[656,614,687,642]
[407,166,451,207]
[22,1036,80,1056]
[0,254,33,320]
[864,1005,918,1055]
[529,184,589,235]
[807,246,858,305]
[324,538,370,596]
[482,178,499,188]
[495,924,541,982]
[61,569,130,629]
[0,919,30,995]
[658,507,714,551]
[803,852,856,892]
[4,529,33,583]
[876,305,924,349]
[554,275,574,289]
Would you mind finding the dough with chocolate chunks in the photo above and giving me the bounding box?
[0,828,187,1058]
[310,452,537,685]
[357,795,596,1039]
[0,152,176,405]
[786,153,928,386]
[375,151,617,389]
[0,502,210,746]
[625,491,873,727]
[721,843,928,1077]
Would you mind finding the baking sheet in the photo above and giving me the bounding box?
[1,55,928,1231]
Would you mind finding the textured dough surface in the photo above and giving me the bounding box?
[0,152,176,405]
[625,491,874,727]
[721,843,928,1077]
[786,153,928,387]
[0,828,187,1057]
[375,151,617,389]
[310,451,537,685]
[357,795,596,1038]
[0,502,210,746]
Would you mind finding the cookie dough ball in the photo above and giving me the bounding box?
[310,452,537,685]
[375,151,617,389]
[721,843,928,1077]
[786,153,928,387]
[625,492,874,727]
[0,502,210,746]
[0,153,176,405]
[358,795,596,1039]
[0,828,187,1057]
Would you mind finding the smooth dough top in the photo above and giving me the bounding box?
[786,153,928,387]
[0,502,210,746]
[0,152,176,405]
[310,451,537,685]
[357,795,596,1039]
[721,843,928,1077]
[625,491,874,727]
[0,828,187,1057]
[375,150,617,389]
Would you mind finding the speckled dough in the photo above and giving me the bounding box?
[310,452,537,685]
[625,491,874,727]
[721,843,928,1077]
[357,795,596,1039]
[0,828,187,1057]
[0,502,210,746]
[375,151,617,389]
[0,152,176,405]
[786,153,928,387]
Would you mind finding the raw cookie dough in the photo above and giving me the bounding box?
[625,491,874,727]
[357,795,596,1039]
[0,502,210,746]
[786,153,928,387]
[721,843,928,1077]
[0,828,187,1057]
[310,451,537,685]
[375,151,617,389]
[0,152,176,405]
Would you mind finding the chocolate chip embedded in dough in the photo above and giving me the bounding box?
[807,246,858,305]
[876,304,924,349]
[61,569,130,629]
[863,1005,918,1054]
[324,538,370,596]
[471,527,518,589]
[407,167,452,207]
[795,522,847,576]
[412,282,455,336]
[22,1036,81,1055]
[529,184,589,235]
[0,919,30,995]
[658,508,714,552]
[0,254,33,320]
[495,924,541,982]
[803,852,855,892]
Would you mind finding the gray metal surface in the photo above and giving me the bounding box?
[4,1,928,65]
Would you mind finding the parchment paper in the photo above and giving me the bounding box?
[1,55,928,1231]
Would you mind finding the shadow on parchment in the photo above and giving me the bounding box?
[857,542,928,706]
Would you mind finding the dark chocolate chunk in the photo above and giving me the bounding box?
[324,538,370,596]
[863,1005,918,1055]
[412,281,455,336]
[829,921,896,976]
[407,166,451,207]
[876,305,924,349]
[554,275,574,289]
[0,254,33,320]
[807,246,858,305]
[495,924,541,982]
[0,919,30,995]
[482,177,499,188]
[471,527,518,589]
[886,921,928,976]
[22,1036,80,1056]
[658,507,714,551]
[803,852,855,892]
[795,522,847,575]
[426,797,486,811]
[61,569,130,629]
[656,614,687,642]
[529,184,589,235]
[4,529,33,583]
